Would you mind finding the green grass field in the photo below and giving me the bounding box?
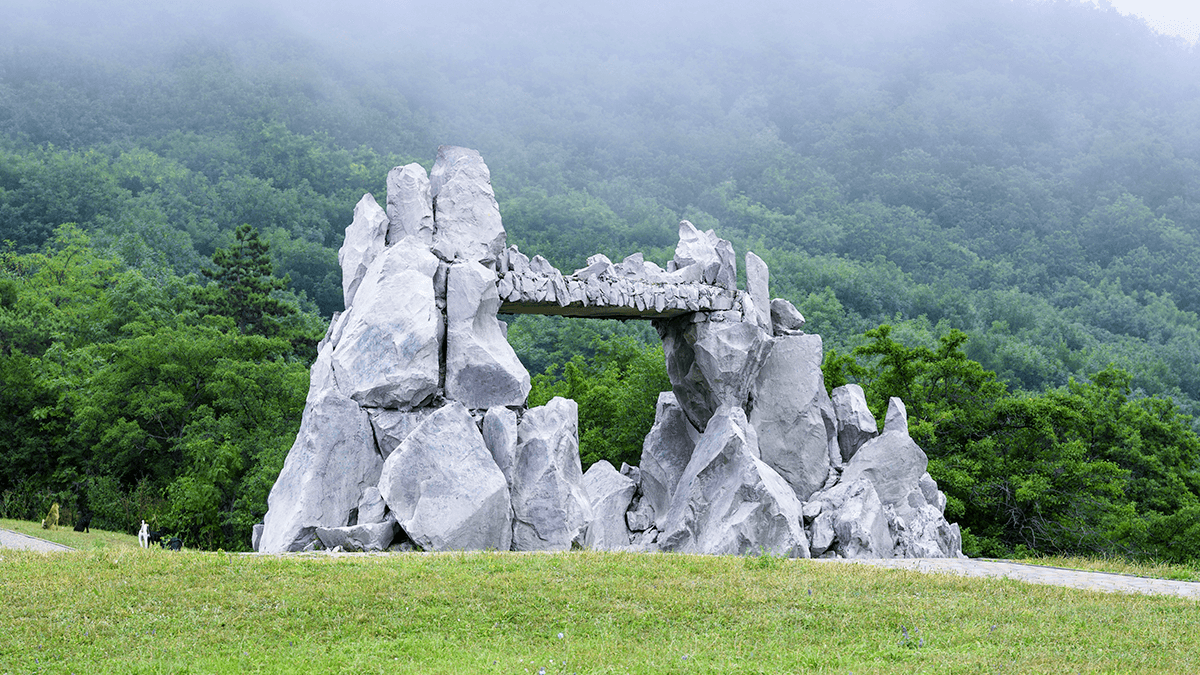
[2,524,1199,674]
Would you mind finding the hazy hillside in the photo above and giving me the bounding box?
[3,0,1200,554]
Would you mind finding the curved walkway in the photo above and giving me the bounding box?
[815,557,1200,599]
[0,527,74,553]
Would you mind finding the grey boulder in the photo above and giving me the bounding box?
[750,333,836,501]
[356,486,388,525]
[892,504,963,558]
[386,163,434,247]
[770,298,806,335]
[808,478,893,558]
[582,460,637,550]
[659,317,771,432]
[658,407,810,557]
[367,408,436,460]
[332,241,442,409]
[831,384,878,462]
[839,427,929,518]
[316,518,398,553]
[259,389,383,553]
[482,406,520,486]
[672,220,737,290]
[376,402,513,552]
[510,397,593,550]
[444,260,531,409]
[430,146,506,266]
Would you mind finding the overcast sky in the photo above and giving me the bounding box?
[1103,0,1200,41]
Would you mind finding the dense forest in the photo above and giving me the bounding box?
[2,0,1199,558]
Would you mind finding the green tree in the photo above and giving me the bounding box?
[529,336,671,470]
[203,224,291,336]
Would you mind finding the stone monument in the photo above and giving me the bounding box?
[256,146,963,559]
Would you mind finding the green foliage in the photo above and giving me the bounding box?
[0,227,312,549]
[528,336,670,470]
[834,324,1200,562]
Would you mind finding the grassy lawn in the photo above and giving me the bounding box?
[1,545,1197,674]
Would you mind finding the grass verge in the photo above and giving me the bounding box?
[1013,555,1200,582]
[0,518,140,551]
[1,548,1197,674]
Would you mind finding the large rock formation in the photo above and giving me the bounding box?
[258,146,963,560]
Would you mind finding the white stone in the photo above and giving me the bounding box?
[658,407,810,557]
[583,460,637,550]
[810,478,893,558]
[376,402,513,551]
[332,241,441,409]
[885,397,909,435]
[831,384,878,462]
[316,518,397,553]
[368,408,435,460]
[338,193,389,309]
[510,397,593,550]
[386,163,434,247]
[745,252,771,329]
[770,298,806,335]
[445,260,531,409]
[259,389,383,553]
[430,146,506,265]
[750,334,836,501]
[356,487,388,525]
[482,406,519,486]
[840,428,929,518]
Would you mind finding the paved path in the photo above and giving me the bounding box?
[815,557,1200,599]
[0,527,74,553]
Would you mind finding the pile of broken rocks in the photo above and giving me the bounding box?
[254,146,963,560]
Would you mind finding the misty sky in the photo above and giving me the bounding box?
[1103,0,1200,40]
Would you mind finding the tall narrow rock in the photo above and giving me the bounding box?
[430,146,506,266]
[259,389,382,553]
[510,397,593,550]
[386,163,434,247]
[376,402,513,552]
[750,334,836,501]
[338,193,389,309]
[445,260,531,409]
[482,406,519,486]
[745,252,771,329]
[332,241,442,409]
[658,407,809,557]
[639,392,700,530]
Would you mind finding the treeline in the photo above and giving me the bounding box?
[0,224,322,549]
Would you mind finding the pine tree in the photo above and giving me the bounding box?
[203,224,291,336]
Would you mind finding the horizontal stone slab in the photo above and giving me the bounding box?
[499,300,693,319]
